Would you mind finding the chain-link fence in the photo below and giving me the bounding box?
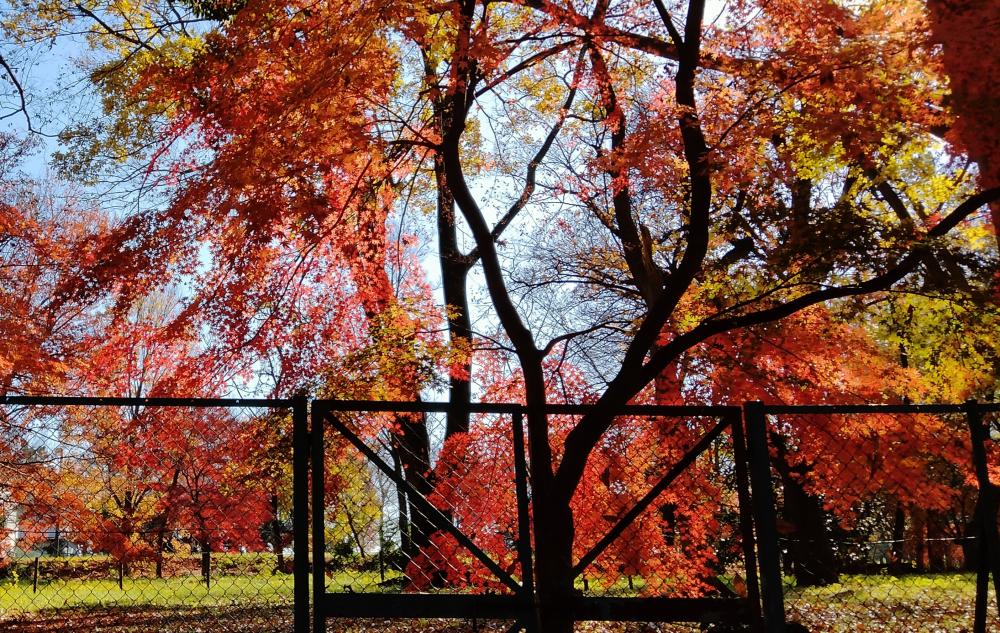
[0,398,297,632]
[313,404,527,631]
[313,403,755,632]
[568,409,756,632]
[757,404,1000,633]
[5,398,998,633]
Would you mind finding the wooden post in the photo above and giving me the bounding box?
[32,557,39,593]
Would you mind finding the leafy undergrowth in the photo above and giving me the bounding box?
[785,573,997,632]
[787,596,998,633]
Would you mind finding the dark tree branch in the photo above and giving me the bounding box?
[554,185,1000,496]
[466,46,586,262]
[0,54,36,133]
[73,3,157,53]
[554,0,712,501]
[475,40,577,97]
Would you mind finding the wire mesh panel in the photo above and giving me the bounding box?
[569,410,754,631]
[761,406,1000,633]
[313,403,528,631]
[311,402,762,633]
[0,399,297,633]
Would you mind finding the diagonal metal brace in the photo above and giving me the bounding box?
[572,417,731,577]
[323,410,523,593]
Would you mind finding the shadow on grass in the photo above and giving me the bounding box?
[0,606,663,633]
[1,604,293,632]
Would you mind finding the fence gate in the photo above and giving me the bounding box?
[300,401,769,633]
[5,396,997,632]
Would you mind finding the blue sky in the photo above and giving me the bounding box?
[1,23,93,178]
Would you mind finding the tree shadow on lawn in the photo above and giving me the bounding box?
[0,607,677,632]
[1,604,293,632]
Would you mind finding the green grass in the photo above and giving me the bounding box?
[0,574,294,613]
[0,562,396,616]
[785,571,978,603]
[4,559,995,632]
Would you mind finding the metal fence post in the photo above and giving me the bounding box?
[966,400,1000,631]
[730,410,763,631]
[511,410,538,632]
[292,395,309,633]
[744,401,785,633]
[311,403,327,633]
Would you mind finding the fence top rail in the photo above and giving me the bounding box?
[314,399,743,416]
[0,395,296,408]
[760,403,998,415]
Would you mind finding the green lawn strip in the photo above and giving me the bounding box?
[0,574,294,613]
[785,572,977,603]
[9,568,990,631]
[0,568,408,615]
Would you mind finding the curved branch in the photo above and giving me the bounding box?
[466,46,587,262]
[0,54,35,133]
[554,184,1000,497]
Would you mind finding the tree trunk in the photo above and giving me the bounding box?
[961,490,996,572]
[392,413,434,552]
[890,503,907,575]
[345,505,369,565]
[533,496,576,632]
[271,493,284,574]
[389,444,412,559]
[522,369,577,633]
[913,509,927,572]
[155,469,180,579]
[154,519,166,579]
[435,152,473,438]
[201,542,211,587]
[772,445,839,586]
[926,510,949,571]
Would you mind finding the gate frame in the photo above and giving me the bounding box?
[12,396,993,632]
[306,400,761,633]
